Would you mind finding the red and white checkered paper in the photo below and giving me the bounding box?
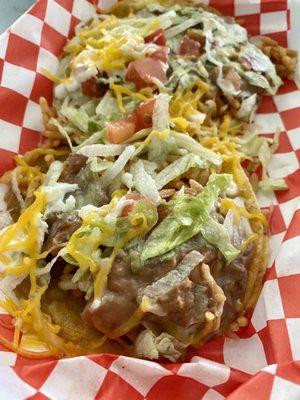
[0,0,300,398]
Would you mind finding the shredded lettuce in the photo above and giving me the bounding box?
[242,71,271,91]
[131,160,161,204]
[146,133,179,166]
[124,128,151,144]
[140,160,158,176]
[167,58,209,93]
[258,140,272,180]
[135,330,186,362]
[235,131,270,159]
[88,120,103,134]
[74,130,105,150]
[167,35,183,54]
[223,198,253,248]
[239,44,282,93]
[133,198,158,233]
[60,103,90,132]
[165,15,203,39]
[155,153,209,190]
[234,131,276,183]
[49,118,73,150]
[217,68,241,97]
[141,173,239,262]
[237,93,257,122]
[42,161,78,217]
[140,250,204,306]
[122,172,134,189]
[88,158,114,173]
[99,145,135,188]
[240,44,274,73]
[98,197,158,248]
[155,10,177,30]
[96,91,121,119]
[173,132,222,166]
[77,143,126,157]
[152,94,171,131]
[200,216,240,262]
[259,178,288,192]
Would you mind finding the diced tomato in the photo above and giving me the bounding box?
[106,99,156,143]
[124,112,138,125]
[144,29,168,62]
[151,46,169,62]
[144,29,166,46]
[125,193,142,201]
[125,57,167,90]
[135,99,156,130]
[179,34,203,58]
[188,32,205,45]
[81,77,106,98]
[121,193,143,217]
[106,113,137,144]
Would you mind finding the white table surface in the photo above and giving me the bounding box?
[0,0,36,34]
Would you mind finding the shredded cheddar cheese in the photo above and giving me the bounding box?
[40,68,62,84]
[112,84,151,113]
[219,114,231,137]
[220,198,267,226]
[109,297,149,338]
[241,233,259,253]
[0,191,46,275]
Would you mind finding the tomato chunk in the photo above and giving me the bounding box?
[121,193,143,217]
[135,99,156,130]
[125,57,167,90]
[179,35,203,58]
[151,46,169,62]
[81,77,105,98]
[106,113,137,144]
[144,29,166,46]
[106,99,156,143]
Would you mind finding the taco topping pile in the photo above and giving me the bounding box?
[0,0,296,361]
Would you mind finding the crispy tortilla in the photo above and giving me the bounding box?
[222,157,268,311]
[37,158,267,354]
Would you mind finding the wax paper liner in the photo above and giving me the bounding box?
[0,0,300,399]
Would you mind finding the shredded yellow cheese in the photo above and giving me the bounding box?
[93,257,114,298]
[220,198,267,226]
[241,233,259,253]
[171,117,189,132]
[219,114,231,137]
[40,68,62,84]
[0,191,46,269]
[112,84,151,113]
[110,297,149,338]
